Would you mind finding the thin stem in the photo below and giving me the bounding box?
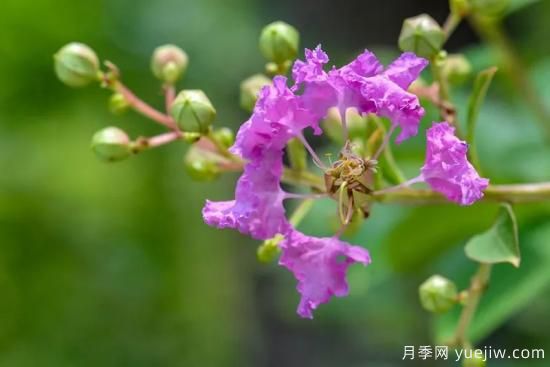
[282,168,325,192]
[284,192,327,200]
[297,134,327,170]
[469,15,550,140]
[452,264,492,347]
[373,176,423,195]
[144,131,182,148]
[164,84,176,114]
[338,181,349,224]
[113,81,177,130]
[443,12,462,40]
[339,107,349,143]
[372,125,396,160]
[372,182,550,204]
[289,199,315,227]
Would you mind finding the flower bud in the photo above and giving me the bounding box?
[399,14,445,58]
[91,126,132,162]
[171,90,216,134]
[212,127,235,150]
[418,275,458,313]
[184,145,220,181]
[259,21,299,64]
[462,353,486,367]
[470,0,509,17]
[54,42,100,87]
[240,74,272,112]
[151,44,189,84]
[442,54,472,85]
[108,92,130,115]
[257,234,283,263]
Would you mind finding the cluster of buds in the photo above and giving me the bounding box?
[54,41,234,180]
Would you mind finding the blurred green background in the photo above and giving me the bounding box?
[1,0,550,366]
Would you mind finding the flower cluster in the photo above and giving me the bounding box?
[203,46,488,318]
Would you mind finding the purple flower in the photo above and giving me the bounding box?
[279,229,371,319]
[292,46,428,142]
[202,76,317,239]
[421,122,489,205]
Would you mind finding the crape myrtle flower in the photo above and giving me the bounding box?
[203,46,429,318]
[292,45,428,143]
[420,122,489,205]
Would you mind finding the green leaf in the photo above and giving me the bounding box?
[435,223,550,344]
[465,203,520,267]
[466,67,497,170]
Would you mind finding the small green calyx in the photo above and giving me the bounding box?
[212,127,235,150]
[171,90,216,134]
[398,14,445,58]
[257,234,283,263]
[419,274,458,313]
[259,21,299,64]
[108,92,130,115]
[54,42,100,87]
[240,74,272,112]
[184,145,221,181]
[151,44,189,84]
[91,126,132,162]
[442,54,472,84]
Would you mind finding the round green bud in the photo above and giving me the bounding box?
[462,353,486,367]
[212,127,235,150]
[54,42,100,87]
[419,274,458,313]
[259,21,299,64]
[184,146,220,181]
[442,54,472,84]
[91,126,131,162]
[470,0,509,17]
[151,44,189,84]
[240,74,272,112]
[257,234,283,263]
[108,92,130,115]
[399,14,445,58]
[171,90,216,134]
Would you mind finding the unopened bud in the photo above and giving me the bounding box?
[442,54,472,84]
[171,90,216,134]
[240,74,272,112]
[54,42,100,87]
[470,0,509,17]
[450,0,471,16]
[462,353,487,367]
[259,21,299,64]
[257,234,283,263]
[91,126,131,162]
[212,127,235,150]
[151,44,189,84]
[418,275,458,313]
[184,145,220,181]
[399,14,445,58]
[108,92,130,115]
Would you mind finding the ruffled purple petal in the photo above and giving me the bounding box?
[383,52,429,89]
[279,229,371,319]
[361,76,425,143]
[421,122,489,205]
